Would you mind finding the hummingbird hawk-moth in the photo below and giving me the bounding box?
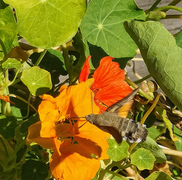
[85,88,148,144]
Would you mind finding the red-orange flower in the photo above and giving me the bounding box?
[79,56,133,112]
[26,83,109,180]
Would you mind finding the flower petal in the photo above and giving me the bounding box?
[38,94,57,121]
[56,82,100,118]
[79,55,91,83]
[26,121,60,149]
[40,110,60,138]
[50,143,100,180]
[75,121,109,159]
[91,56,132,112]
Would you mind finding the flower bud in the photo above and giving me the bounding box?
[147,80,158,92]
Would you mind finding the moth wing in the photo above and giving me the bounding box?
[117,99,134,118]
[97,126,123,144]
[106,88,139,117]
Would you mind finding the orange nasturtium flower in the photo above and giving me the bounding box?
[27,83,109,180]
[26,56,132,180]
[79,56,133,112]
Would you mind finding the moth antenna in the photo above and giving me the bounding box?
[71,116,85,119]
[78,121,88,129]
[91,92,94,114]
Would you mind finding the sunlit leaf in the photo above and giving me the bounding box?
[107,139,129,161]
[132,137,166,163]
[156,106,178,141]
[2,58,21,69]
[125,20,182,111]
[0,2,17,59]
[30,49,67,86]
[130,148,155,170]
[147,126,161,140]
[20,66,52,96]
[176,30,182,48]
[0,115,17,139]
[145,171,173,180]
[21,160,48,180]
[174,126,182,151]
[4,0,86,48]
[81,0,146,58]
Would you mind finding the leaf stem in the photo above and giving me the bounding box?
[34,49,47,66]
[10,93,34,119]
[155,6,182,13]
[8,69,20,86]
[9,94,37,113]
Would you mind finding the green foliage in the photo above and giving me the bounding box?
[0,115,17,138]
[4,0,86,49]
[130,148,156,170]
[124,20,182,111]
[176,30,182,48]
[80,0,146,58]
[132,137,166,163]
[21,160,48,180]
[0,2,17,59]
[20,66,52,96]
[107,139,129,161]
[2,58,21,70]
[145,171,173,180]
[174,126,182,151]
[0,0,182,179]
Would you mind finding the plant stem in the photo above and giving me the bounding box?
[0,137,9,157]
[167,0,182,7]
[134,74,151,84]
[165,14,182,19]
[155,6,182,13]
[0,39,8,62]
[34,49,47,66]
[1,70,12,115]
[146,0,162,13]
[125,77,153,100]
[62,43,72,74]
[140,93,161,124]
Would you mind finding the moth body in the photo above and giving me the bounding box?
[85,112,148,144]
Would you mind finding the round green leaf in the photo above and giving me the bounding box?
[132,137,166,163]
[2,58,21,69]
[125,20,182,111]
[0,4,17,59]
[4,0,86,48]
[21,160,48,180]
[145,171,173,180]
[20,66,52,96]
[130,148,156,170]
[107,139,129,161]
[80,0,146,58]
[0,115,17,139]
